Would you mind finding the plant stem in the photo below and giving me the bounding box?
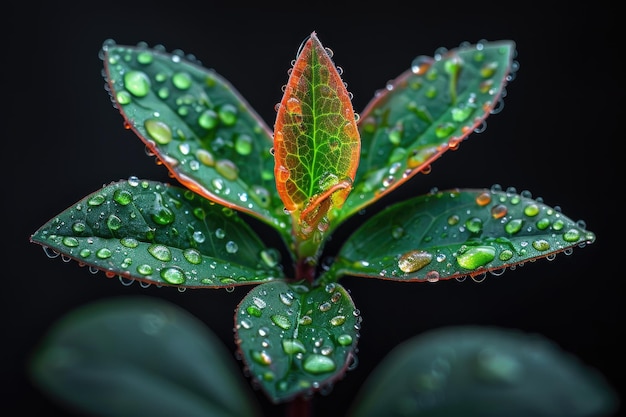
[286,396,312,417]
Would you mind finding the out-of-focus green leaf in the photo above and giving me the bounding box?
[234,280,361,403]
[29,296,262,417]
[273,31,360,240]
[333,41,517,232]
[347,325,619,417]
[101,40,290,236]
[323,187,595,283]
[30,178,284,288]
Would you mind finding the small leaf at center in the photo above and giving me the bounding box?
[273,31,360,238]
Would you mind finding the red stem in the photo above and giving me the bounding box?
[286,396,312,417]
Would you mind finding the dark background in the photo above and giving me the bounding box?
[6,3,623,416]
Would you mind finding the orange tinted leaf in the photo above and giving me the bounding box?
[273,32,360,237]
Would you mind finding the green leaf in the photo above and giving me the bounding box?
[273,31,360,240]
[347,326,619,417]
[334,41,517,231]
[101,40,290,236]
[324,187,595,283]
[30,178,284,288]
[29,296,262,417]
[234,280,361,403]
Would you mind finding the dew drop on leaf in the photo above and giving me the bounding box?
[398,250,433,273]
[144,119,172,145]
[123,70,151,97]
[456,246,496,270]
[303,354,336,374]
[147,243,172,261]
[160,266,185,285]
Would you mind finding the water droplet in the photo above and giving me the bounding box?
[279,292,294,306]
[552,219,565,231]
[106,214,122,231]
[215,159,239,181]
[536,218,550,230]
[225,241,238,254]
[475,191,491,206]
[464,217,483,233]
[337,334,353,346]
[532,239,550,251]
[172,72,192,90]
[299,315,313,325]
[152,206,175,225]
[330,315,346,326]
[252,296,267,309]
[123,70,151,97]
[193,231,206,243]
[282,338,306,354]
[148,244,172,261]
[88,194,105,206]
[480,62,498,78]
[504,219,523,234]
[239,318,253,329]
[96,247,112,259]
[260,248,280,268]
[62,237,79,247]
[491,204,508,219]
[144,119,172,145]
[319,302,332,312]
[246,305,262,317]
[251,350,272,366]
[523,203,540,217]
[398,250,433,273]
[234,134,253,155]
[562,228,581,243]
[271,314,291,330]
[303,354,336,374]
[218,104,238,125]
[499,249,514,261]
[161,266,185,284]
[113,188,133,205]
[137,264,153,275]
[456,246,496,269]
[183,248,202,264]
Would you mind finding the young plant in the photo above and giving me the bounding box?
[29,32,616,417]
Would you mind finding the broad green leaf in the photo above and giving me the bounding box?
[323,187,595,283]
[273,32,360,239]
[30,178,284,288]
[348,326,618,417]
[333,41,517,231]
[101,40,290,236]
[234,280,361,403]
[29,296,262,417]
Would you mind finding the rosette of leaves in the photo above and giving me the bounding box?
[31,32,605,412]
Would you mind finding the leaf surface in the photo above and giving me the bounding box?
[234,280,361,403]
[101,40,290,235]
[348,326,618,417]
[30,179,284,288]
[324,187,595,283]
[334,41,517,231]
[29,296,261,417]
[273,32,360,238]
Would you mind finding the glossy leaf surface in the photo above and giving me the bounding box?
[29,296,261,417]
[274,32,360,238]
[234,280,360,403]
[30,179,284,288]
[348,326,618,417]
[101,40,290,236]
[324,187,595,283]
[334,41,517,231]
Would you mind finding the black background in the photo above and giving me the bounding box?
[6,3,623,417]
